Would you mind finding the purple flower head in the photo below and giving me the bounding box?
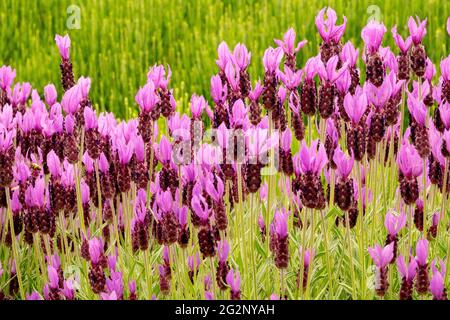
[77,76,91,99]
[442,130,450,156]
[205,175,224,203]
[135,81,159,113]
[325,118,339,145]
[24,177,46,208]
[274,28,307,56]
[384,210,407,236]
[101,291,118,301]
[191,194,209,222]
[88,237,104,265]
[55,34,71,60]
[0,66,16,90]
[246,127,279,159]
[0,129,15,153]
[396,255,417,281]
[368,242,394,269]
[425,58,436,82]
[391,26,412,53]
[156,135,172,164]
[408,16,427,45]
[441,56,450,82]
[230,99,248,128]
[147,64,171,90]
[190,94,207,119]
[216,41,231,71]
[297,139,327,175]
[232,43,251,70]
[116,138,134,165]
[430,270,445,300]
[187,253,201,272]
[277,86,287,105]
[263,47,284,74]
[448,17,450,36]
[11,190,22,213]
[210,74,227,105]
[316,55,348,84]
[225,60,240,93]
[47,150,62,178]
[299,246,315,268]
[315,7,347,43]
[61,84,81,114]
[344,87,368,124]
[280,129,292,152]
[340,41,359,67]
[47,265,59,289]
[335,68,351,93]
[133,135,145,162]
[128,280,136,296]
[168,112,190,140]
[248,81,263,102]
[26,292,42,300]
[84,107,98,130]
[277,66,302,90]
[439,101,450,130]
[62,280,75,300]
[96,153,109,174]
[333,147,354,180]
[361,21,387,54]
[8,82,32,107]
[407,92,427,126]
[226,269,241,293]
[44,84,57,106]
[218,239,230,263]
[397,141,423,178]
[365,77,392,109]
[205,291,214,300]
[176,205,188,228]
[431,212,440,228]
[303,56,319,81]
[163,246,170,264]
[258,213,265,231]
[274,209,288,238]
[415,238,428,266]
[157,190,173,213]
[14,159,30,184]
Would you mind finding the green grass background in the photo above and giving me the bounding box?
[0,0,448,119]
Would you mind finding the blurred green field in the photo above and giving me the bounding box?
[0,0,448,119]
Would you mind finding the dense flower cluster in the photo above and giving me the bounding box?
[0,9,450,301]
